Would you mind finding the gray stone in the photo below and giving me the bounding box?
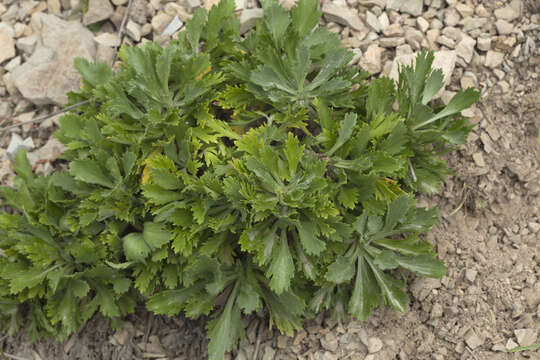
[4,56,20,72]
[455,34,475,63]
[161,16,183,36]
[386,0,423,17]
[416,17,429,32]
[495,19,514,35]
[359,44,384,74]
[240,8,263,33]
[322,2,365,31]
[94,32,120,47]
[83,0,114,26]
[12,14,96,105]
[152,12,174,34]
[514,329,537,347]
[365,11,381,32]
[27,138,66,166]
[494,6,519,21]
[465,268,478,282]
[0,28,15,64]
[126,20,142,41]
[460,17,488,32]
[181,0,201,12]
[261,345,275,360]
[367,337,383,353]
[16,34,37,55]
[485,50,504,68]
[320,332,339,353]
[477,37,491,51]
[7,133,34,159]
[383,23,404,37]
[464,330,484,350]
[527,222,540,233]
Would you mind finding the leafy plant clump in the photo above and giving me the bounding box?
[0,0,479,358]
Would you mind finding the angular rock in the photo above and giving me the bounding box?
[320,332,339,353]
[494,6,519,21]
[455,3,473,17]
[83,0,114,26]
[240,8,263,33]
[126,20,142,41]
[16,34,37,55]
[455,34,475,63]
[416,17,429,33]
[367,337,383,353]
[0,28,15,64]
[460,17,488,32]
[389,50,456,91]
[378,12,389,31]
[7,133,34,159]
[464,329,484,350]
[514,329,537,347]
[152,12,174,34]
[12,14,96,105]
[162,16,183,36]
[365,11,381,32]
[485,50,504,68]
[47,0,62,15]
[322,2,365,31]
[386,0,423,17]
[359,44,384,75]
[27,138,66,166]
[495,19,514,35]
[181,0,201,12]
[383,23,404,37]
[94,32,120,47]
[477,37,491,51]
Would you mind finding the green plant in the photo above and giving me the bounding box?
[0,0,479,358]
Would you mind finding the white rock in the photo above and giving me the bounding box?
[4,56,21,72]
[367,337,383,353]
[126,20,142,42]
[485,50,504,68]
[16,34,37,55]
[0,28,15,64]
[365,11,381,32]
[152,12,173,34]
[389,50,456,91]
[416,17,429,33]
[460,17,488,32]
[27,138,66,166]
[455,3,474,17]
[7,133,35,158]
[495,19,514,35]
[383,23,404,37]
[386,0,423,17]
[437,35,455,49]
[477,37,491,51]
[378,12,389,31]
[240,8,263,33]
[506,338,519,351]
[494,6,519,21]
[112,0,128,5]
[464,329,484,350]
[0,23,15,38]
[181,0,201,12]
[514,329,537,347]
[359,44,384,74]
[322,2,365,31]
[94,32,120,47]
[162,16,183,36]
[83,0,114,26]
[12,14,96,105]
[527,222,540,233]
[455,34,475,63]
[465,268,478,282]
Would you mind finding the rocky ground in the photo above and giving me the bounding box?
[0,0,539,359]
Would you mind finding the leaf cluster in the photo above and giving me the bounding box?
[0,0,478,358]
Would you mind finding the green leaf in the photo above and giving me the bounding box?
[290,0,321,36]
[327,113,357,156]
[412,88,480,130]
[237,281,261,314]
[396,255,447,278]
[385,195,411,231]
[349,255,379,321]
[338,187,359,209]
[146,285,204,316]
[71,279,90,298]
[372,250,399,270]
[143,222,172,249]
[262,0,291,44]
[366,77,395,117]
[207,290,244,360]
[365,255,408,313]
[284,133,304,178]
[295,219,325,255]
[325,256,354,284]
[267,229,295,294]
[421,69,444,105]
[69,159,114,188]
[74,58,113,88]
[13,148,34,183]
[122,233,151,262]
